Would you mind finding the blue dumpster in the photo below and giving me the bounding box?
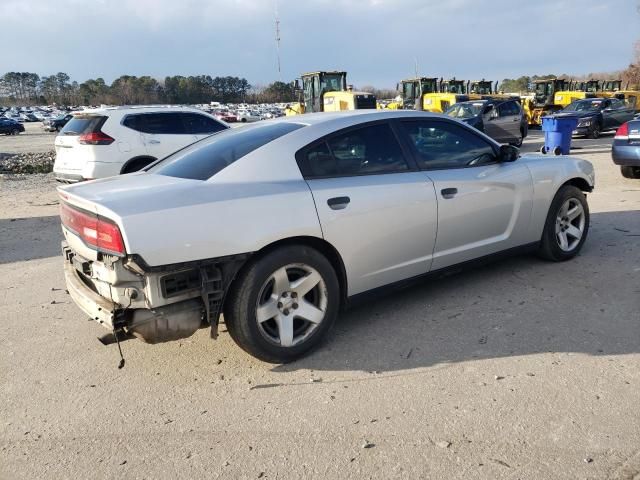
[540,116,578,155]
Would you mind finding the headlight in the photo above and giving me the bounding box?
[577,118,592,127]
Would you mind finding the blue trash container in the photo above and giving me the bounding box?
[541,116,578,155]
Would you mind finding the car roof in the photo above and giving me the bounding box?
[74,105,206,116]
[269,109,442,127]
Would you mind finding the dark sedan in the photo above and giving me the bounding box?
[555,98,636,139]
[612,119,640,178]
[43,113,73,132]
[445,98,527,146]
[0,118,25,135]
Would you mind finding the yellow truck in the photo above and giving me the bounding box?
[422,78,470,113]
[599,80,639,112]
[285,71,377,115]
[553,80,600,108]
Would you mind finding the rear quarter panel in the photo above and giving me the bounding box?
[520,155,595,241]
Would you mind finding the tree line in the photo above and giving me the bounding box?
[0,72,299,106]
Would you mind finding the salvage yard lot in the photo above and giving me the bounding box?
[1,129,639,479]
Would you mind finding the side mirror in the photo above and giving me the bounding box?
[498,144,519,162]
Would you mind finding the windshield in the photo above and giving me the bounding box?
[402,82,417,104]
[148,122,305,180]
[535,82,553,96]
[442,82,465,94]
[320,74,345,93]
[563,99,605,112]
[445,102,484,119]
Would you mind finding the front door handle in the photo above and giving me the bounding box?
[441,188,458,199]
[327,196,350,210]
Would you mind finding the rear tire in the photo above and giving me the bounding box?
[537,185,589,262]
[11,128,19,135]
[588,123,601,139]
[224,245,340,363]
[621,166,640,179]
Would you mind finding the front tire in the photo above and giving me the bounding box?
[225,245,340,363]
[588,123,601,139]
[537,185,589,261]
[621,166,640,179]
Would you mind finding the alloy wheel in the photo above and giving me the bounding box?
[255,263,328,347]
[555,198,586,252]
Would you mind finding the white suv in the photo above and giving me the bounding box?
[53,106,228,182]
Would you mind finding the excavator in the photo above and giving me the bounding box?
[553,79,600,108]
[422,78,470,113]
[285,71,377,115]
[521,78,570,126]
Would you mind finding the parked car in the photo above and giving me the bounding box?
[53,106,229,183]
[59,110,594,363]
[214,110,238,123]
[554,98,636,139]
[0,118,25,135]
[445,99,527,146]
[237,110,262,123]
[20,112,39,122]
[612,119,640,178]
[43,113,74,132]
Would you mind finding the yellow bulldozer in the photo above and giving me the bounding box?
[285,71,377,116]
[599,79,640,112]
[422,78,471,113]
[521,78,570,126]
[553,79,600,108]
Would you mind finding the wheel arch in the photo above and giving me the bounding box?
[120,155,157,174]
[226,235,348,310]
[562,177,593,193]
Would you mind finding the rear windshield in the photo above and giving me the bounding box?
[61,115,106,136]
[147,122,305,180]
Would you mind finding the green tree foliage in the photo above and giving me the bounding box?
[0,72,252,106]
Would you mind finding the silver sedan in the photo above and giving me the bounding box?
[58,110,595,363]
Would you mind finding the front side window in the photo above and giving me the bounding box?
[148,122,305,180]
[498,101,520,117]
[401,120,496,169]
[299,123,409,178]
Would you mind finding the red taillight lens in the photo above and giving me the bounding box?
[615,122,629,140]
[60,203,125,255]
[78,131,115,145]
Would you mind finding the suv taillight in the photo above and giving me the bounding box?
[78,131,115,145]
[60,202,125,256]
[615,122,629,140]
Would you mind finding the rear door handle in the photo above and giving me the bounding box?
[148,139,160,144]
[441,188,458,199]
[327,196,350,210]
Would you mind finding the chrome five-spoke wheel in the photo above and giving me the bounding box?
[256,264,328,347]
[555,198,586,252]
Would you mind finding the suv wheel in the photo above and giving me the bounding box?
[538,185,589,261]
[225,245,340,363]
[621,166,640,179]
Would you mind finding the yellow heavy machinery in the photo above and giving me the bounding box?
[521,78,570,126]
[422,78,470,113]
[600,80,640,112]
[285,71,377,116]
[385,77,439,110]
[469,79,497,96]
[553,79,600,108]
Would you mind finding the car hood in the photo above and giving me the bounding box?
[555,111,598,119]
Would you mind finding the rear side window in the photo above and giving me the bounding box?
[148,122,305,180]
[124,113,186,134]
[61,115,106,136]
[298,123,409,178]
[181,113,227,134]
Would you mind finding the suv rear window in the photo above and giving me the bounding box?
[148,122,305,180]
[61,115,106,136]
[123,113,186,134]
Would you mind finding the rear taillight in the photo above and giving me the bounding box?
[615,122,629,140]
[60,202,125,256]
[78,131,115,145]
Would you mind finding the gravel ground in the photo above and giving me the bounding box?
[1,131,639,479]
[0,121,57,155]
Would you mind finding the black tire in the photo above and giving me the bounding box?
[588,123,601,139]
[511,132,524,147]
[621,166,640,179]
[241,118,247,123]
[537,185,589,262]
[224,245,340,363]
[11,128,19,135]
[56,125,62,132]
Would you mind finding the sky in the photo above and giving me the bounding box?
[1,0,639,88]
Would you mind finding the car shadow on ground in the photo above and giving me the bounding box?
[0,215,63,264]
[273,210,640,374]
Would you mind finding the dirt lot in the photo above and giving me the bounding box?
[0,122,57,155]
[1,130,639,479]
